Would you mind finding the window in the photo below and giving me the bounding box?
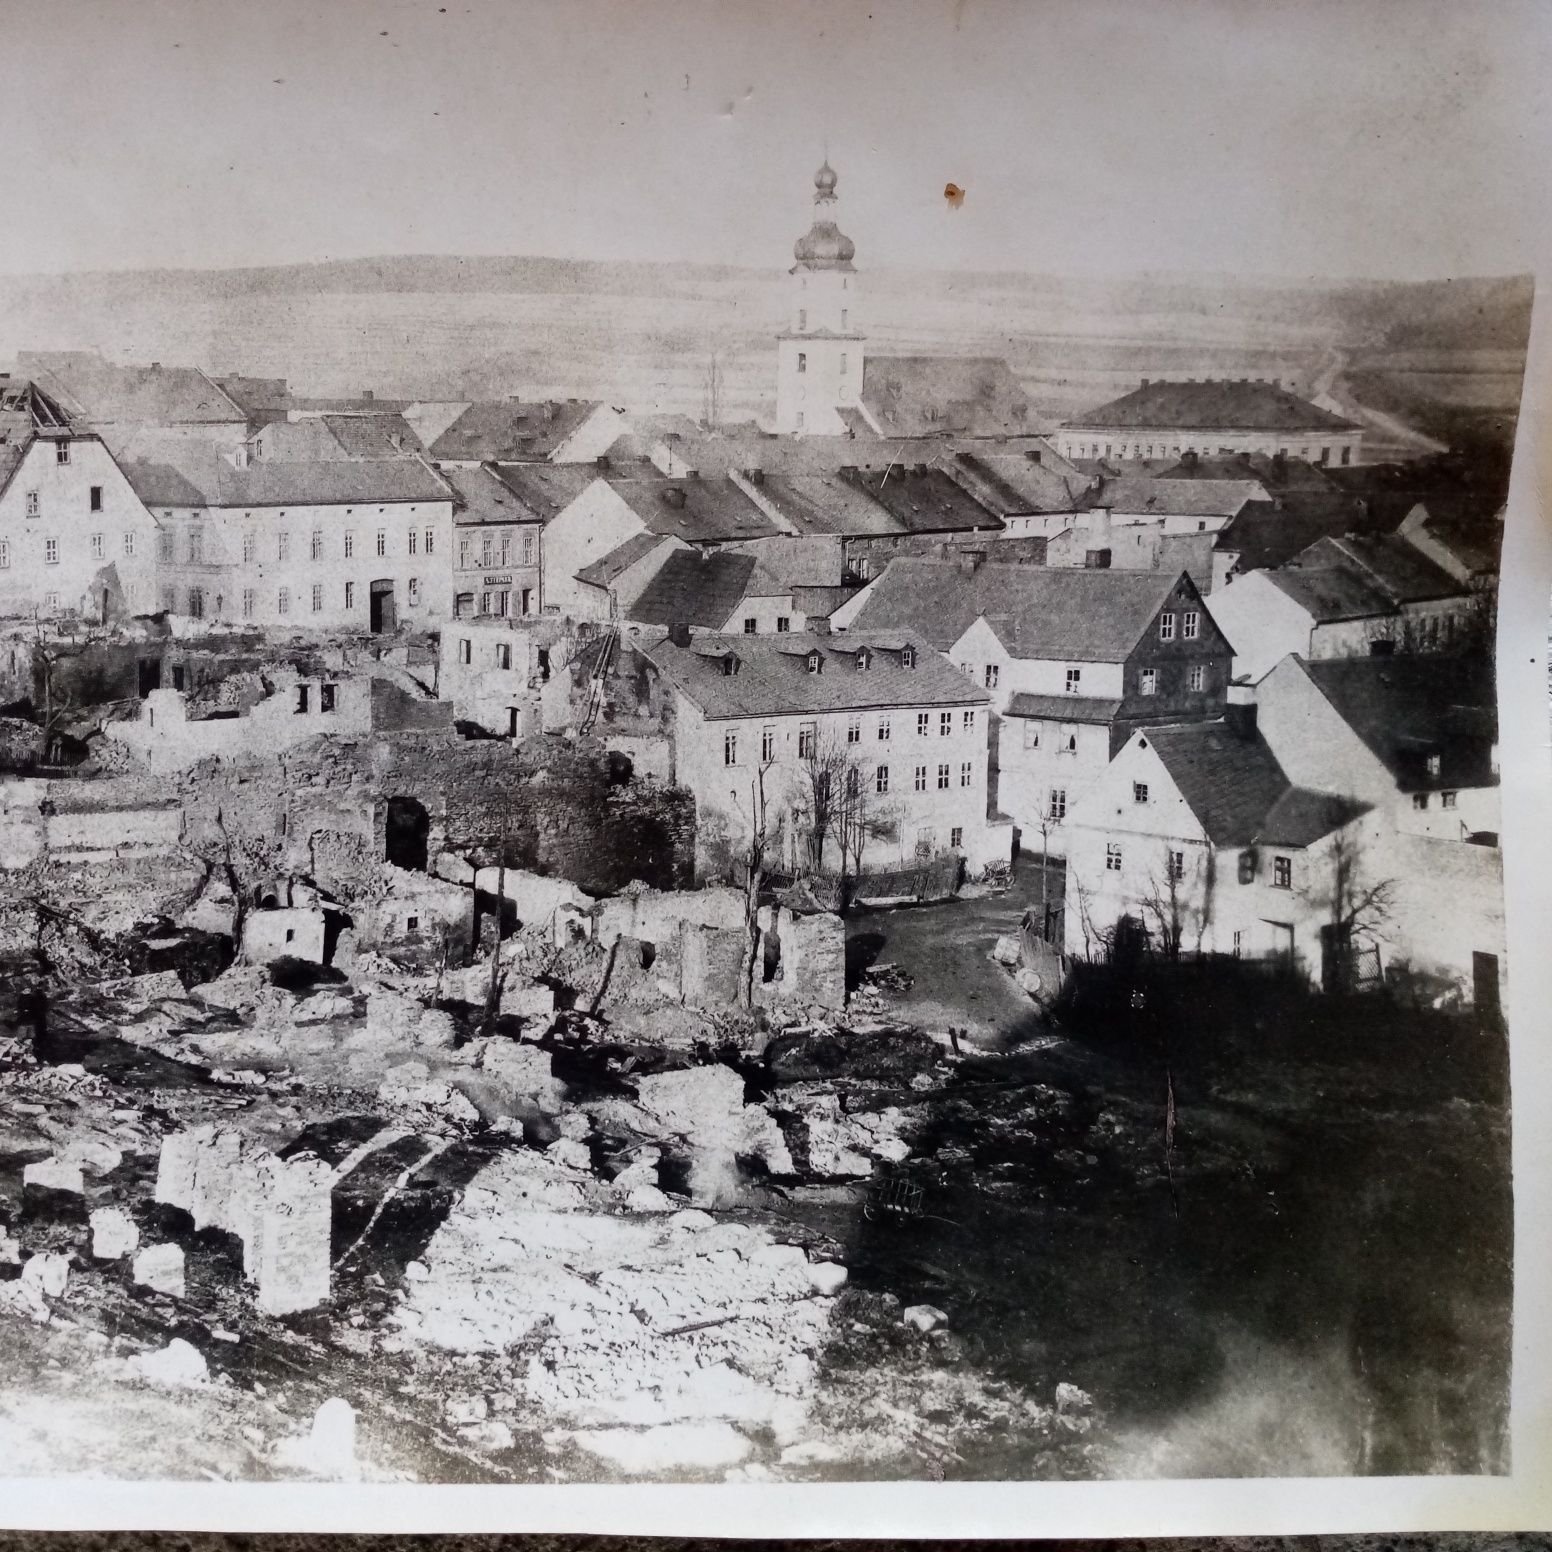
[277,587,290,615]
[939,711,952,736]
[840,352,848,374]
[1426,753,1442,777]
[797,352,807,374]
[455,592,474,617]
[917,712,930,736]
[277,532,290,561]
[310,529,323,561]
[1169,849,1185,881]
[311,583,323,613]
[44,591,58,610]
[1238,849,1257,884]
[1065,667,1081,694]
[1413,793,1429,811]
[1183,610,1200,640]
[123,532,134,557]
[1232,930,1243,957]
[937,762,950,789]
[157,529,174,561]
[44,537,58,565]
[1159,612,1176,642]
[242,588,255,619]
[798,722,816,759]
[1106,843,1122,872]
[950,826,963,849]
[1059,725,1078,754]
[404,527,418,559]
[320,683,336,713]
[845,767,860,799]
[459,539,471,570]
[984,664,999,689]
[1023,719,1041,750]
[877,716,891,741]
[344,531,355,559]
[806,651,823,675]
[963,709,976,732]
[458,637,472,665]
[187,526,205,564]
[1048,788,1067,821]
[744,617,757,634]
[497,643,513,670]
[25,491,39,519]
[0,540,8,569]
[1189,665,1206,693]
[344,580,356,610]
[796,412,804,431]
[724,731,739,766]
[901,644,916,669]
[1140,668,1157,696]
[376,530,387,558]
[776,616,790,633]
[55,440,69,465]
[89,485,103,513]
[1272,855,1292,889]
[1341,446,1352,467]
[761,726,776,763]
[480,592,492,616]
[425,528,435,554]
[1133,782,1149,804]
[408,577,420,606]
[295,685,310,714]
[875,764,889,794]
[960,761,972,787]
[240,530,255,563]
[522,531,535,565]
[405,916,419,934]
[1442,790,1458,810]
[481,535,494,568]
[90,533,104,560]
[914,765,928,792]
[855,647,873,671]
[847,717,861,744]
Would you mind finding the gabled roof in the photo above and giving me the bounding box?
[487,461,607,523]
[948,450,1089,516]
[575,532,671,588]
[860,355,1042,439]
[626,550,788,629]
[250,414,424,461]
[19,351,246,426]
[838,463,1002,534]
[1142,721,1363,848]
[1294,534,1463,605]
[610,474,782,543]
[1067,379,1358,434]
[426,399,604,462]
[441,462,539,526]
[846,556,1188,659]
[1299,655,1497,792]
[1215,493,1381,573]
[1005,693,1123,724]
[1080,476,1264,518]
[747,471,900,535]
[1262,564,1395,623]
[647,629,986,720]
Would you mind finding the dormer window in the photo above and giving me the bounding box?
[856,647,873,671]
[806,650,823,675]
[901,644,917,669]
[1426,753,1441,778]
[721,653,740,677]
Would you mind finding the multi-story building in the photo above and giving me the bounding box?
[122,445,455,631]
[442,464,544,620]
[0,431,162,621]
[1058,378,1362,468]
[644,628,1007,880]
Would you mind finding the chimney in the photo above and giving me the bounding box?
[1140,378,1150,388]
[912,463,928,478]
[362,388,374,401]
[596,453,611,470]
[1225,682,1258,738]
[667,622,692,648]
[150,362,162,371]
[1025,448,1042,464]
[747,467,765,486]
[840,464,859,479]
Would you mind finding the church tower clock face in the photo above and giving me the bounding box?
[775,161,864,436]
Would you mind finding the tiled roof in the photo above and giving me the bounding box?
[948,450,1089,516]
[488,461,606,523]
[1080,476,1264,518]
[838,464,1002,534]
[1293,534,1462,605]
[1215,494,1380,573]
[19,351,245,426]
[322,413,425,459]
[575,532,670,588]
[1143,721,1361,848]
[860,355,1043,438]
[441,462,539,526]
[1005,693,1124,724]
[119,458,208,507]
[1300,655,1497,792]
[791,584,861,619]
[845,556,1185,659]
[626,551,788,628]
[427,399,602,461]
[646,629,987,720]
[1157,453,1338,491]
[747,471,900,535]
[1067,380,1358,434]
[610,474,783,543]
[1263,565,1393,623]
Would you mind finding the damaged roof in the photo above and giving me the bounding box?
[647,629,987,720]
[19,351,247,426]
[1068,379,1358,434]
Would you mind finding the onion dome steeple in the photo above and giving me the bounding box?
[793,160,855,271]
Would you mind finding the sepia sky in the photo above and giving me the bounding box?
[1,0,1548,281]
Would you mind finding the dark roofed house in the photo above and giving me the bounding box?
[1059,377,1363,470]
[838,464,1001,537]
[625,550,793,632]
[612,474,784,545]
[426,398,619,464]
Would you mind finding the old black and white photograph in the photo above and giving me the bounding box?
[0,0,1546,1522]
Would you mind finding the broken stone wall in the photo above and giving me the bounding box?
[593,884,745,951]
[243,906,328,966]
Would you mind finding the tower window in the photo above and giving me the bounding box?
[798,309,807,330]
[797,352,807,374]
[841,309,848,329]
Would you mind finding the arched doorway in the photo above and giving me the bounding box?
[384,795,430,872]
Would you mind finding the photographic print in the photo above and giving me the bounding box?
[0,0,1543,1516]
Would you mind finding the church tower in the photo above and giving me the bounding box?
[775,161,864,435]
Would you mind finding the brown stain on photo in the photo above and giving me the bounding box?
[944,182,966,209]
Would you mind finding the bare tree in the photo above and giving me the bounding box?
[1138,843,1193,962]
[735,760,782,1009]
[1303,809,1395,988]
[701,352,725,431]
[796,737,852,875]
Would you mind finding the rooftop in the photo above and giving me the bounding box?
[575,532,672,589]
[441,462,541,527]
[1264,533,1463,620]
[860,355,1042,439]
[425,399,605,462]
[488,461,608,523]
[948,450,1089,516]
[1067,379,1359,435]
[626,550,789,629]
[19,351,246,426]
[838,463,1002,535]
[1080,475,1266,518]
[647,629,987,720]
[745,470,901,536]
[610,473,783,544]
